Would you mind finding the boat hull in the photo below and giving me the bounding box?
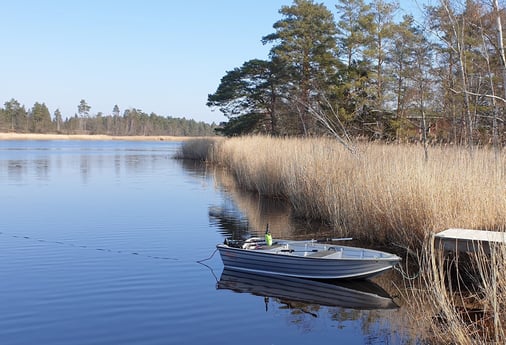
[217,243,400,279]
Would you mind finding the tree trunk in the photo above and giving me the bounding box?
[493,0,506,151]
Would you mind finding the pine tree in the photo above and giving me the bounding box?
[30,102,52,133]
[262,0,340,135]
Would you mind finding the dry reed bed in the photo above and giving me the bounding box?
[173,137,220,160]
[183,136,506,343]
[208,136,506,248]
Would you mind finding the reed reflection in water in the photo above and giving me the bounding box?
[209,167,338,240]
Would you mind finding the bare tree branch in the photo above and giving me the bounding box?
[449,88,506,104]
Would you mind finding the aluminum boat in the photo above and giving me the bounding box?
[217,237,401,279]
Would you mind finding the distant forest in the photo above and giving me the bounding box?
[0,98,217,137]
[208,0,506,147]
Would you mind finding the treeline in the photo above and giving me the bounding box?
[208,0,506,146]
[0,98,217,137]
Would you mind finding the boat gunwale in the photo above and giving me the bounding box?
[216,243,401,262]
[219,264,396,279]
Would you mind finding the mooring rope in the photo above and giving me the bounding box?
[196,248,220,282]
[390,241,421,280]
[196,248,218,263]
[393,263,420,280]
[0,231,180,261]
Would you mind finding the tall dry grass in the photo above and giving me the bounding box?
[206,136,506,249]
[174,137,222,161]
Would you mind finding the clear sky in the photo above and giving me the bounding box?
[1,0,424,124]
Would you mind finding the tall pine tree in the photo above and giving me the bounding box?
[262,0,340,135]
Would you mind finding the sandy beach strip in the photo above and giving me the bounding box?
[0,133,195,141]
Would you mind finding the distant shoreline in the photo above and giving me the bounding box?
[0,133,196,141]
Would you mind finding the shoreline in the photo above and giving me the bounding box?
[0,132,196,141]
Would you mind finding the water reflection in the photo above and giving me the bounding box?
[7,160,26,183]
[179,159,211,178]
[208,167,340,240]
[34,159,50,181]
[209,203,250,239]
[0,141,178,185]
[218,269,398,310]
[217,269,403,340]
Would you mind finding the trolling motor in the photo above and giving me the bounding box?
[223,238,243,248]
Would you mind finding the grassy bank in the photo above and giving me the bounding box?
[181,136,506,343]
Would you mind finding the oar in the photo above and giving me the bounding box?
[327,237,353,242]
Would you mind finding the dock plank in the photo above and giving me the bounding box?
[434,228,506,253]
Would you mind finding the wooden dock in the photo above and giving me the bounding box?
[434,228,506,254]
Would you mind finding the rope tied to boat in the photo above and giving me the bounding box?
[393,262,420,280]
[390,241,421,280]
[196,248,218,264]
[196,248,220,283]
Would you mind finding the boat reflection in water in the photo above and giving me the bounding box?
[217,268,398,311]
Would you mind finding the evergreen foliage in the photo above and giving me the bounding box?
[0,99,216,137]
[208,0,506,146]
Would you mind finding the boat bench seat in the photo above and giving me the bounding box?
[308,250,331,257]
[255,244,284,252]
[308,250,342,258]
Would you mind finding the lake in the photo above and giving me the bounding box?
[0,140,415,344]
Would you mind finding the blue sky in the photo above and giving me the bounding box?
[1,0,424,124]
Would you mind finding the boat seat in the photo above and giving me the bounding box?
[308,250,333,258]
[254,244,283,251]
[308,249,344,258]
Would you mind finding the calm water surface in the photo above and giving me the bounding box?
[0,140,414,345]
